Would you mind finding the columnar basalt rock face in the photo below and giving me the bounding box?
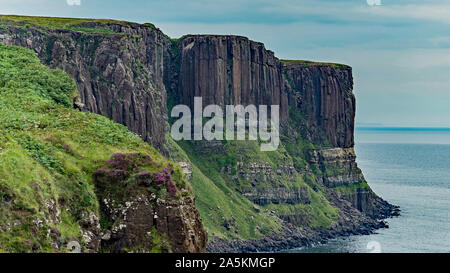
[168,35,289,123]
[0,23,169,151]
[284,64,355,148]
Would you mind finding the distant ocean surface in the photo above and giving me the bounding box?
[289,128,450,253]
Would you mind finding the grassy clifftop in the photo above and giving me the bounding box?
[0,43,188,252]
[281,59,351,68]
[0,14,157,35]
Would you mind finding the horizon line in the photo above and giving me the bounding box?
[356,127,450,131]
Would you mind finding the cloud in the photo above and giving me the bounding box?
[358,3,450,25]
[429,36,450,48]
[366,0,381,7]
[66,0,81,6]
[393,49,450,69]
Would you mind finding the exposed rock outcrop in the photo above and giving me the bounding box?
[166,35,289,123]
[342,188,401,219]
[283,62,399,222]
[0,22,169,151]
[309,147,365,188]
[94,153,207,253]
[177,162,193,180]
[242,187,311,206]
[99,193,206,253]
[284,63,355,148]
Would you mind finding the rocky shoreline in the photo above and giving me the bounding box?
[207,190,400,253]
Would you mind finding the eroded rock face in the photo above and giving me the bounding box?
[242,187,311,206]
[155,196,207,253]
[164,34,396,231]
[177,162,193,180]
[166,35,289,123]
[309,147,365,187]
[307,147,399,217]
[100,193,206,253]
[342,188,400,219]
[0,23,169,152]
[93,153,207,253]
[281,63,396,219]
[284,64,355,148]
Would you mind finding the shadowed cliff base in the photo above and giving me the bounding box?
[0,15,399,253]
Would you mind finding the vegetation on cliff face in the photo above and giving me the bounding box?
[0,43,196,252]
[163,34,390,246]
[161,35,345,242]
[1,14,170,152]
[166,134,340,241]
[167,139,282,240]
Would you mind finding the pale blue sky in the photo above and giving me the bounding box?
[2,0,450,127]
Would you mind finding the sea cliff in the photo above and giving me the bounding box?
[0,15,399,252]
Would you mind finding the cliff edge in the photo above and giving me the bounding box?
[0,15,399,253]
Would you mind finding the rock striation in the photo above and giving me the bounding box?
[0,22,169,151]
[284,62,355,148]
[309,147,365,188]
[242,187,311,206]
[167,35,289,123]
[0,16,399,253]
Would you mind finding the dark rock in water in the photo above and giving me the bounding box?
[378,221,389,229]
[391,207,402,217]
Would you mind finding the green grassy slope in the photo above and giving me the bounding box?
[0,43,185,252]
[171,139,282,240]
[167,136,339,241]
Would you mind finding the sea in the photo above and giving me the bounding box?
[288,128,450,253]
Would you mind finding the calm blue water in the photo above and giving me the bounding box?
[290,128,450,253]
